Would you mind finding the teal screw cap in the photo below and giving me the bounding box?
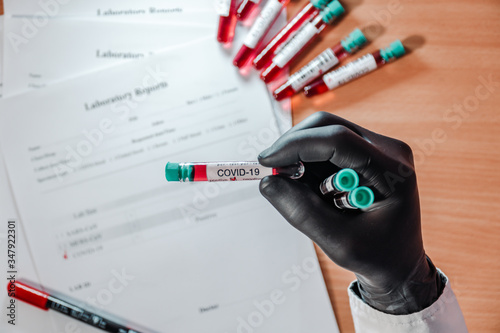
[380,40,406,62]
[165,162,181,182]
[348,186,375,209]
[321,1,345,24]
[310,0,331,10]
[341,28,368,54]
[165,162,195,182]
[334,168,359,192]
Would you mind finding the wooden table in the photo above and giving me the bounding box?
[286,0,500,332]
[1,0,499,331]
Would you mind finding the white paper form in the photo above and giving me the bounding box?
[0,38,338,332]
[3,12,293,130]
[2,18,215,97]
[4,0,215,25]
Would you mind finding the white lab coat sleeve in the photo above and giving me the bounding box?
[348,270,468,333]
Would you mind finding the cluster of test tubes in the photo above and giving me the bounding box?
[217,0,407,100]
[319,168,374,210]
[165,161,374,210]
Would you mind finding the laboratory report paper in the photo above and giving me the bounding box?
[2,18,214,96]
[3,0,215,25]
[3,13,292,130]
[0,38,339,332]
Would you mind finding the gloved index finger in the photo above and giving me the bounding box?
[259,125,380,173]
[286,111,366,137]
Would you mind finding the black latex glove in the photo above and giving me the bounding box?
[259,112,443,315]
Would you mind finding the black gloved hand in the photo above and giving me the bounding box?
[259,112,443,315]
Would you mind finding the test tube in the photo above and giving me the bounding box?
[319,168,359,195]
[333,186,375,210]
[237,0,261,21]
[217,0,238,44]
[304,40,406,97]
[233,0,290,68]
[260,1,345,83]
[165,161,305,182]
[273,28,367,101]
[253,0,332,70]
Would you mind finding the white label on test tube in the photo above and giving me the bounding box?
[289,48,339,91]
[244,0,283,48]
[323,54,378,90]
[206,162,273,181]
[273,23,320,68]
[216,0,231,17]
[322,174,338,194]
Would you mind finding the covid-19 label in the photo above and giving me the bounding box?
[323,54,377,90]
[289,48,339,91]
[244,0,282,48]
[206,162,272,181]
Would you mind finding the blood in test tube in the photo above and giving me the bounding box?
[333,187,375,210]
[165,161,305,182]
[233,0,290,69]
[274,28,367,101]
[319,168,359,195]
[260,0,345,83]
[237,0,261,21]
[217,0,238,44]
[304,40,406,97]
[253,0,331,70]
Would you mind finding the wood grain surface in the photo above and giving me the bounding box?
[1,0,499,332]
[285,0,500,332]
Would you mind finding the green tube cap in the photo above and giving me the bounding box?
[380,40,406,62]
[334,168,359,192]
[310,0,331,10]
[321,1,345,24]
[348,186,375,209]
[165,162,181,182]
[341,28,368,54]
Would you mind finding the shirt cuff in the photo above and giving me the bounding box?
[348,269,468,332]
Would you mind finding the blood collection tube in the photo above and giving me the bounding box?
[217,0,238,44]
[333,186,375,210]
[260,1,345,83]
[237,0,261,21]
[319,168,359,195]
[304,40,406,97]
[165,161,305,182]
[253,0,332,70]
[233,0,290,68]
[273,28,367,101]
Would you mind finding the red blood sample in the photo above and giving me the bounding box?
[303,40,406,97]
[233,0,290,68]
[217,0,238,44]
[253,1,323,70]
[237,0,261,21]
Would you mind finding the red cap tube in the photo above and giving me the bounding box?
[7,281,50,310]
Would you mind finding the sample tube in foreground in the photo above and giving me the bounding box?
[320,168,359,195]
[304,40,406,97]
[253,0,331,70]
[274,28,367,101]
[333,186,374,210]
[165,161,305,182]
